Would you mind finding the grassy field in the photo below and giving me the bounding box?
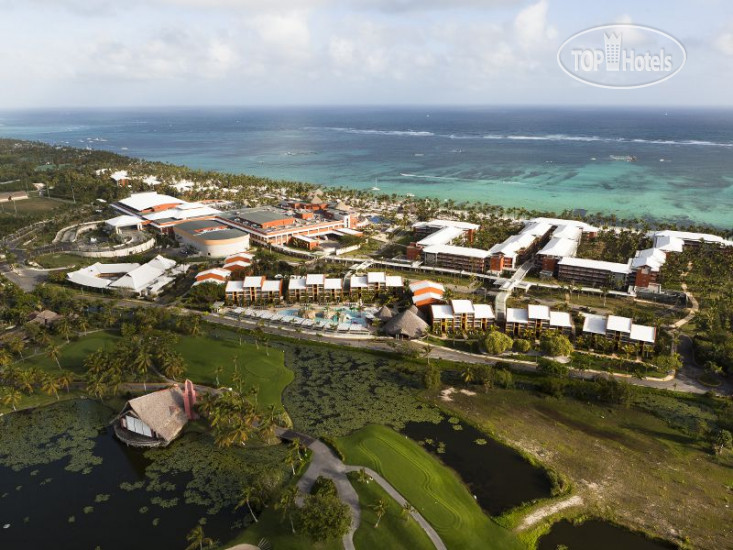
[229,504,342,550]
[21,331,119,375]
[0,196,65,215]
[176,335,291,411]
[349,471,436,550]
[17,330,292,411]
[429,388,733,549]
[34,252,96,269]
[336,425,523,550]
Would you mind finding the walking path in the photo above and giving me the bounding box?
[275,427,446,550]
[517,495,583,531]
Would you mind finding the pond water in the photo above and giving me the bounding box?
[538,519,678,550]
[402,417,553,516]
[0,400,288,550]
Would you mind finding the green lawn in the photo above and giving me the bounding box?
[337,425,523,550]
[18,331,293,411]
[176,335,292,411]
[349,471,435,550]
[34,252,96,269]
[22,331,119,376]
[229,505,342,550]
[0,196,64,214]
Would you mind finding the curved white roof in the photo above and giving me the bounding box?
[118,192,183,212]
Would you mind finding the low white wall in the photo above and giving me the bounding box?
[76,238,156,258]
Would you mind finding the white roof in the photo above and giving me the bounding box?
[530,217,599,233]
[226,280,244,292]
[538,237,579,258]
[350,275,368,288]
[521,221,553,237]
[196,268,231,279]
[367,271,386,284]
[110,170,128,181]
[94,262,140,275]
[109,255,177,292]
[631,248,667,271]
[653,235,685,253]
[607,315,632,333]
[506,308,529,324]
[142,175,161,186]
[558,256,631,275]
[288,277,307,290]
[324,278,343,290]
[431,304,455,319]
[385,275,403,288]
[118,192,183,212]
[551,225,583,241]
[261,280,282,292]
[416,225,464,247]
[305,273,325,286]
[451,299,474,315]
[67,270,113,289]
[409,280,445,293]
[243,276,264,288]
[582,314,608,335]
[412,292,444,305]
[630,324,656,344]
[488,232,537,258]
[143,204,220,222]
[105,215,142,228]
[413,219,479,231]
[473,304,495,320]
[422,244,491,259]
[528,304,550,321]
[549,311,573,328]
[652,229,733,247]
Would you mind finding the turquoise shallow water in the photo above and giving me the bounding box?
[0,107,731,228]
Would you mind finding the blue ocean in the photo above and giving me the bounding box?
[0,107,731,228]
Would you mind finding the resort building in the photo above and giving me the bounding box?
[172,219,250,258]
[223,252,254,273]
[488,221,553,272]
[67,255,186,296]
[114,382,197,448]
[287,276,307,301]
[630,248,667,289]
[225,276,282,305]
[349,272,403,299]
[193,268,231,286]
[220,205,353,247]
[505,306,574,337]
[105,215,144,234]
[581,314,656,352]
[536,225,584,275]
[422,244,491,273]
[409,280,446,307]
[324,278,344,301]
[650,229,733,249]
[112,192,220,233]
[557,257,631,289]
[407,219,480,262]
[430,300,495,333]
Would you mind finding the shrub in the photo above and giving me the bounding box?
[513,339,532,353]
[484,331,513,355]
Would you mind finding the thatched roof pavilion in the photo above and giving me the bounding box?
[383,308,429,339]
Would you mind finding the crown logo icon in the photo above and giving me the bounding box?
[604,32,622,71]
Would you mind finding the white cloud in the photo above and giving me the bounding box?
[715,31,733,55]
[514,0,557,51]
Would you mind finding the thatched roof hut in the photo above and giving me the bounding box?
[114,385,193,447]
[384,308,429,339]
[375,305,394,322]
[407,304,428,322]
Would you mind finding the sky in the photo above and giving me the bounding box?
[0,0,731,107]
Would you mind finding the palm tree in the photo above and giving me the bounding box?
[47,343,62,370]
[18,369,36,394]
[2,388,23,411]
[461,365,475,385]
[357,467,371,484]
[236,485,261,523]
[0,348,12,369]
[56,371,73,394]
[57,318,73,343]
[214,365,223,387]
[275,486,299,534]
[400,502,415,522]
[41,374,61,400]
[421,343,433,366]
[371,499,387,527]
[284,451,298,475]
[7,337,25,361]
[185,525,214,550]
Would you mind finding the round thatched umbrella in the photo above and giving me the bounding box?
[383,309,429,339]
